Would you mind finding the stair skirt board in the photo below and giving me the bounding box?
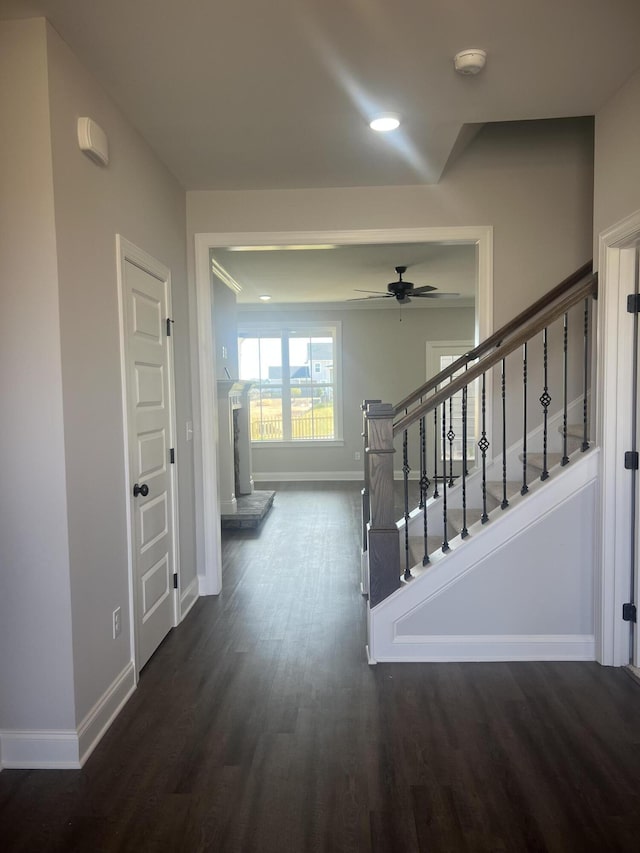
[367,634,596,663]
[0,661,136,769]
[369,450,599,663]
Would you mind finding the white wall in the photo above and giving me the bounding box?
[45,23,194,724]
[0,19,76,733]
[238,304,475,477]
[594,68,640,251]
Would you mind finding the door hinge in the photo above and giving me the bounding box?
[627,294,640,313]
[173,573,178,590]
[170,448,175,464]
[166,317,174,336]
[623,602,637,623]
[624,451,639,470]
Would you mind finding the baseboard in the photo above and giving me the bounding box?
[254,470,362,482]
[1,661,136,770]
[0,729,81,769]
[180,575,199,620]
[373,633,596,662]
[253,470,423,483]
[77,660,136,766]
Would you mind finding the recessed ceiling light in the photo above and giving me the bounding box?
[369,115,400,132]
[258,294,272,301]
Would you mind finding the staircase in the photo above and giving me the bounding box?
[362,263,600,663]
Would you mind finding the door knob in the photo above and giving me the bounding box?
[133,483,149,497]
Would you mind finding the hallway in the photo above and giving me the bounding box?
[1,483,640,852]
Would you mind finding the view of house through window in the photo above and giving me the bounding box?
[426,341,477,465]
[238,325,339,442]
[438,353,477,462]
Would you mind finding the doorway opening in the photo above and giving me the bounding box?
[190,227,493,597]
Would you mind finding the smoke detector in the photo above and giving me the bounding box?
[454,49,487,76]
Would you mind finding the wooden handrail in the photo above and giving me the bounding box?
[393,260,594,415]
[393,272,597,436]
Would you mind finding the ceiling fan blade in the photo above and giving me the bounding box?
[353,289,388,295]
[412,291,460,298]
[347,294,393,301]
[411,284,438,294]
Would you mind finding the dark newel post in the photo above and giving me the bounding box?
[366,402,401,607]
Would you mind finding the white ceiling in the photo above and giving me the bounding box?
[2,0,640,191]
[212,242,477,307]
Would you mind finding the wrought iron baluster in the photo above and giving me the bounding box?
[582,297,590,451]
[464,363,470,476]
[479,372,490,522]
[461,384,469,538]
[561,312,569,465]
[433,405,439,498]
[448,393,455,487]
[418,414,425,510]
[441,403,450,552]
[539,327,551,480]
[402,424,412,580]
[501,358,509,509]
[521,342,529,495]
[419,415,430,565]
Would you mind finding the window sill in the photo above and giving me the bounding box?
[251,440,345,450]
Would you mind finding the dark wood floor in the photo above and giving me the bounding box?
[2,482,640,852]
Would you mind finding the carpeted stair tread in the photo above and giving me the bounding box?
[407,535,443,566]
[519,452,563,472]
[563,423,588,439]
[447,507,484,533]
[486,480,522,503]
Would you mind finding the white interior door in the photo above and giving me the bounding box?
[120,244,177,670]
[633,248,640,668]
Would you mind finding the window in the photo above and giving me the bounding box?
[426,341,477,465]
[238,324,341,443]
[438,353,477,462]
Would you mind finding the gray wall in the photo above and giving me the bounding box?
[238,304,475,477]
[212,274,239,380]
[594,68,640,252]
[0,18,195,738]
[188,117,594,476]
[0,18,76,733]
[188,117,594,330]
[45,23,195,724]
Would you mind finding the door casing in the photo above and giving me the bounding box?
[596,210,640,665]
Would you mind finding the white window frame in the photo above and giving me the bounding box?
[238,321,343,447]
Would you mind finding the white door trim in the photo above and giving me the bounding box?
[190,226,493,597]
[116,235,180,675]
[596,210,640,665]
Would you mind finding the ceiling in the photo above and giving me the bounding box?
[2,0,640,191]
[212,242,477,307]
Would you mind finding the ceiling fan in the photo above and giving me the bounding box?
[350,266,459,304]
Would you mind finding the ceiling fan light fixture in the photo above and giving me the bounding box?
[369,115,400,132]
[258,294,272,301]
